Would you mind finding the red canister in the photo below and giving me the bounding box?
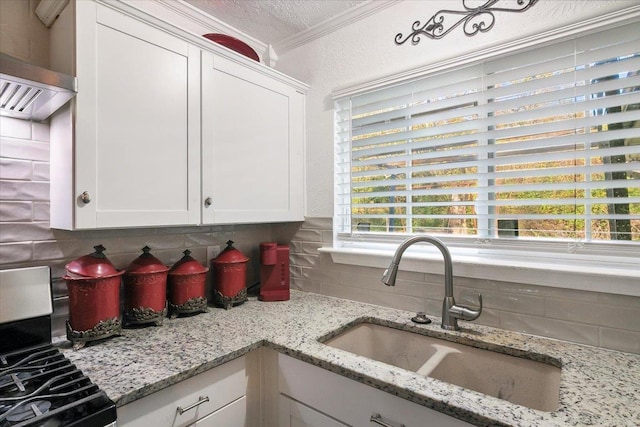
[123,246,168,326]
[64,245,124,349]
[167,249,209,318]
[211,240,249,309]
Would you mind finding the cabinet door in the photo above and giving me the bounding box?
[201,52,304,224]
[66,2,200,229]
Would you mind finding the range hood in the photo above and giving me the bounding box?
[0,53,76,122]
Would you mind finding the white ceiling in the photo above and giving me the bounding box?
[182,0,366,46]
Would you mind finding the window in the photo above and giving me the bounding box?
[334,23,640,258]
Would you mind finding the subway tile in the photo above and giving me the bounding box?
[545,298,640,331]
[301,241,323,255]
[599,327,640,354]
[291,277,323,294]
[540,285,599,303]
[392,279,443,299]
[32,162,49,180]
[321,230,333,244]
[0,242,33,263]
[322,282,371,306]
[0,180,49,201]
[32,241,75,261]
[0,158,32,179]
[300,217,332,230]
[290,252,321,268]
[301,266,343,285]
[453,275,547,298]
[473,307,501,328]
[115,234,186,253]
[184,232,218,246]
[0,201,32,221]
[0,222,55,243]
[597,292,640,309]
[33,202,49,221]
[291,228,323,243]
[32,121,49,142]
[272,222,302,242]
[0,117,31,139]
[290,265,303,279]
[342,270,390,292]
[0,138,49,161]
[365,289,427,313]
[499,312,599,347]
[459,288,545,316]
[288,240,303,254]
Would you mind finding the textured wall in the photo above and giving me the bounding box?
[274,218,640,354]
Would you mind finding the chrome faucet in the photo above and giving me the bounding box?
[381,235,483,331]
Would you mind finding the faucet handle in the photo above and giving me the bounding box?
[449,293,482,321]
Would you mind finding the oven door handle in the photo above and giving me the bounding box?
[177,395,209,415]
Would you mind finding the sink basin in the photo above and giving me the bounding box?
[322,322,561,412]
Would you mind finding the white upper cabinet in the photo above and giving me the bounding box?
[50,0,306,230]
[51,1,201,229]
[201,53,305,224]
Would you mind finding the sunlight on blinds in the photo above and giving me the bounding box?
[335,23,640,244]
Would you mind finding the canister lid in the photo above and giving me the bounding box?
[169,249,209,275]
[125,246,169,274]
[212,240,249,264]
[65,244,121,278]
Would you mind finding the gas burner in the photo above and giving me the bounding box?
[5,400,51,422]
[0,372,36,396]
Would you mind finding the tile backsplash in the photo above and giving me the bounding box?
[2,116,639,354]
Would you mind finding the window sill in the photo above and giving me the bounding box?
[318,246,640,297]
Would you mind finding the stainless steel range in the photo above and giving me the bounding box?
[0,267,117,427]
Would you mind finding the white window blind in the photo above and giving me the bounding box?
[335,23,640,248]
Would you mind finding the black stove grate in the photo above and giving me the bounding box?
[0,344,116,427]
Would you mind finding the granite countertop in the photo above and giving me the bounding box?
[57,290,640,426]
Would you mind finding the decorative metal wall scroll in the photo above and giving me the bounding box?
[395,0,539,45]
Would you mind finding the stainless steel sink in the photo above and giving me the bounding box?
[322,322,561,412]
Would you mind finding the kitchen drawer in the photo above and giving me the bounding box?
[278,353,473,427]
[117,355,247,427]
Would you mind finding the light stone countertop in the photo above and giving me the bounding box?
[57,290,640,427]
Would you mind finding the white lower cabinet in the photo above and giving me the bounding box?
[117,353,260,427]
[277,353,474,427]
[116,349,473,427]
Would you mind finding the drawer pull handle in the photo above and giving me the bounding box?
[177,396,209,415]
[370,413,405,427]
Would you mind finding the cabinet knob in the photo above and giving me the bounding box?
[80,191,91,204]
[204,197,212,207]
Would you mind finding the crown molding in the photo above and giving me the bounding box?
[153,0,268,59]
[273,0,401,55]
[35,0,70,27]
